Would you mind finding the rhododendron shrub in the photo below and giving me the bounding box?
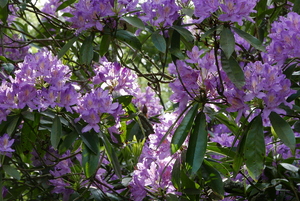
[1,0,300,200]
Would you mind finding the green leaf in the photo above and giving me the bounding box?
[3,165,21,180]
[201,160,224,198]
[122,17,145,30]
[171,157,181,190]
[0,4,8,24]
[169,48,185,60]
[58,35,79,59]
[232,27,265,52]
[166,194,179,201]
[200,26,220,39]
[221,51,245,89]
[171,103,199,154]
[244,115,265,181]
[151,31,166,53]
[99,34,111,57]
[101,134,122,179]
[280,163,299,173]
[81,132,100,155]
[186,111,208,175]
[79,34,94,65]
[6,115,20,136]
[1,63,15,74]
[206,159,231,178]
[82,142,100,178]
[207,142,236,158]
[0,0,8,8]
[233,132,247,174]
[214,113,239,135]
[0,56,8,62]
[51,115,62,150]
[115,29,142,50]
[115,95,133,108]
[220,27,235,59]
[269,112,296,151]
[58,131,79,154]
[172,25,194,42]
[56,0,76,11]
[170,27,181,63]
[293,0,300,14]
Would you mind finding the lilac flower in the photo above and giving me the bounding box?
[168,47,220,114]
[49,178,74,201]
[75,88,122,133]
[41,0,72,17]
[0,34,29,61]
[225,61,294,124]
[267,12,300,64]
[219,0,257,25]
[69,0,138,33]
[92,57,138,96]
[0,134,15,158]
[130,113,179,200]
[133,86,163,118]
[139,0,180,28]
[193,0,220,23]
[0,50,79,118]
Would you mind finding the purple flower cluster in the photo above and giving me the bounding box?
[225,61,294,124]
[41,0,72,17]
[130,113,179,200]
[0,34,29,61]
[0,134,15,159]
[193,0,219,23]
[267,12,300,64]
[218,0,257,25]
[0,5,18,25]
[193,0,257,25]
[168,46,219,113]
[93,57,163,118]
[93,57,138,96]
[0,50,78,122]
[69,0,138,33]
[75,88,122,133]
[139,0,180,28]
